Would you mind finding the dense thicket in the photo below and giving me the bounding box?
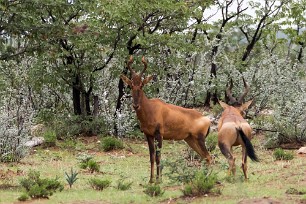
[0,0,305,161]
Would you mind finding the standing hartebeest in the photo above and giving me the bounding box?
[121,56,212,183]
[218,78,259,180]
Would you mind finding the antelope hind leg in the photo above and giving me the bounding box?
[241,147,248,180]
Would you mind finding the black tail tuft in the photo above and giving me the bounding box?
[236,128,259,162]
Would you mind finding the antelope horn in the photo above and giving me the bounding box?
[237,77,250,104]
[226,78,237,104]
[127,55,136,75]
[140,56,147,77]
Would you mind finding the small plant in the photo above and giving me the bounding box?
[181,167,218,196]
[286,187,306,195]
[205,132,218,152]
[273,148,294,160]
[211,103,223,117]
[43,129,57,147]
[87,160,100,173]
[17,193,29,201]
[89,178,111,191]
[77,153,99,173]
[65,168,78,188]
[117,178,132,191]
[19,170,63,199]
[144,184,164,197]
[101,136,124,152]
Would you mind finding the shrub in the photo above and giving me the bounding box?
[77,153,99,173]
[286,187,306,195]
[43,130,57,147]
[117,179,132,191]
[144,184,164,197]
[205,132,218,152]
[164,156,202,184]
[273,148,294,160]
[182,168,217,196]
[87,160,100,173]
[89,178,111,191]
[19,170,63,199]
[101,136,124,152]
[79,159,100,173]
[17,193,29,201]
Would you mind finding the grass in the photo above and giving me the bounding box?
[0,137,305,204]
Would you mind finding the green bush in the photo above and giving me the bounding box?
[101,136,124,152]
[17,193,29,201]
[51,116,109,139]
[78,158,100,173]
[273,148,294,160]
[89,178,111,191]
[286,187,306,195]
[144,184,164,197]
[205,132,218,152]
[211,104,223,117]
[117,179,132,191]
[87,160,100,173]
[19,170,63,199]
[182,167,217,196]
[43,130,57,147]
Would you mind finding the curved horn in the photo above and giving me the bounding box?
[226,78,237,104]
[237,77,250,104]
[127,55,136,75]
[140,56,147,77]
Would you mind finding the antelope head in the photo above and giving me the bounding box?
[220,77,252,116]
[121,56,153,110]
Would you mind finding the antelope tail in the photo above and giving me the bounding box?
[236,127,259,162]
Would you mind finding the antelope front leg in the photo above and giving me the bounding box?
[155,131,162,183]
[147,136,155,183]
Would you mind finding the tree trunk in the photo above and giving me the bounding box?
[93,95,99,117]
[72,75,82,115]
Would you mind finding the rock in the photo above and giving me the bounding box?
[297,147,306,154]
[24,137,44,147]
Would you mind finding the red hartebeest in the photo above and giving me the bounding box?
[121,56,212,183]
[218,78,259,180]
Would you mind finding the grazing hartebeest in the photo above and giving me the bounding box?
[121,56,212,183]
[218,78,259,179]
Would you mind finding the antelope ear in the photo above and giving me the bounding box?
[120,75,132,87]
[239,100,252,111]
[219,100,229,109]
[142,75,153,85]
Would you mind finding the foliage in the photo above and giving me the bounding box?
[43,129,57,147]
[205,132,218,152]
[285,187,306,195]
[182,168,218,196]
[65,168,78,188]
[51,116,109,139]
[101,136,124,152]
[143,184,164,197]
[19,170,63,199]
[164,154,205,184]
[116,178,132,191]
[273,148,294,161]
[88,178,111,191]
[17,193,29,201]
[1,0,306,145]
[76,153,99,173]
